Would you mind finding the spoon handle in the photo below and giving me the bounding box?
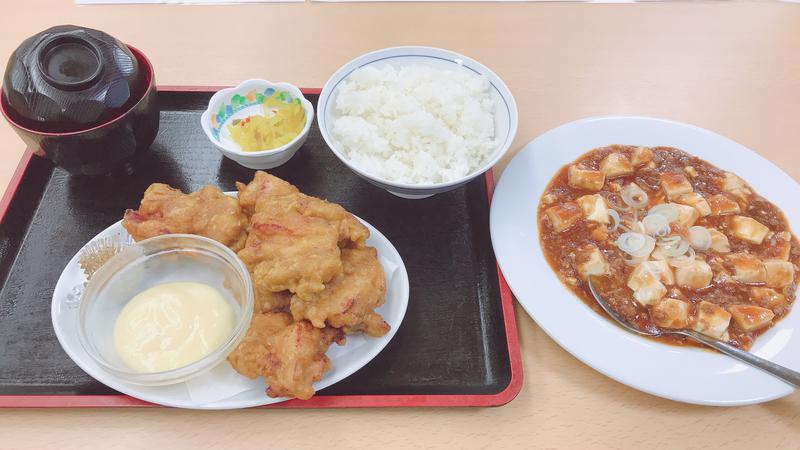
[681,330,800,388]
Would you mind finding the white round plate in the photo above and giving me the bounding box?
[52,208,409,410]
[490,116,799,406]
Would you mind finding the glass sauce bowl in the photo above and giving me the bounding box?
[78,234,253,386]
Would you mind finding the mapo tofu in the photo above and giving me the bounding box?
[538,145,799,350]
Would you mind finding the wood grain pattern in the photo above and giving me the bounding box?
[0,1,799,448]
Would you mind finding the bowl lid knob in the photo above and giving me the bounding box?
[36,34,104,91]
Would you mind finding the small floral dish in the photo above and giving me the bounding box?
[201,79,314,170]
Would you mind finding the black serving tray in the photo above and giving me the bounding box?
[0,88,521,408]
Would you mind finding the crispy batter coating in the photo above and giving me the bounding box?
[272,192,369,249]
[262,319,344,399]
[291,247,390,337]
[236,172,370,299]
[227,312,293,379]
[122,184,248,251]
[255,289,292,314]
[235,171,299,215]
[227,312,344,400]
[237,171,369,248]
[238,209,343,299]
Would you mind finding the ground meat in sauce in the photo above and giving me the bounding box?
[538,145,799,350]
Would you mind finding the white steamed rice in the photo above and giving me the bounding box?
[331,65,498,185]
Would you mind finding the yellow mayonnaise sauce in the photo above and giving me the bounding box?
[113,282,234,373]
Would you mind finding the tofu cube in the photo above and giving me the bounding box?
[728,304,775,332]
[651,298,691,329]
[631,147,653,167]
[632,280,667,306]
[568,166,606,191]
[648,259,675,285]
[675,260,713,289]
[722,172,752,200]
[599,153,634,179]
[576,194,609,224]
[730,216,770,245]
[708,229,731,253]
[750,287,788,311]
[722,172,748,192]
[675,192,711,217]
[692,301,732,339]
[629,260,674,285]
[726,253,766,284]
[764,259,795,288]
[627,262,668,306]
[650,245,667,261]
[577,244,610,279]
[708,194,741,216]
[545,202,582,233]
[672,203,700,228]
[660,173,693,199]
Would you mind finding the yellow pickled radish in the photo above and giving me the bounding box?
[228,92,305,152]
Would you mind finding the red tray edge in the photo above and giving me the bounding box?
[0,86,523,409]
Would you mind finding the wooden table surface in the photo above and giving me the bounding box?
[1,1,799,448]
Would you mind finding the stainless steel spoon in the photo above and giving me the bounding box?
[587,276,800,388]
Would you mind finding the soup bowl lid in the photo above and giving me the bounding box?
[1,25,147,133]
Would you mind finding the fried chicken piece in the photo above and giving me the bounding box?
[122,184,248,251]
[236,171,299,215]
[227,312,344,400]
[238,209,343,299]
[255,289,291,313]
[267,192,370,249]
[262,319,344,399]
[235,171,371,299]
[228,312,293,379]
[290,247,390,337]
[237,171,369,248]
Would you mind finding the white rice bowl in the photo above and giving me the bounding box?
[330,65,500,185]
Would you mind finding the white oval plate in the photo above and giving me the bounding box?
[52,208,409,410]
[490,116,799,406]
